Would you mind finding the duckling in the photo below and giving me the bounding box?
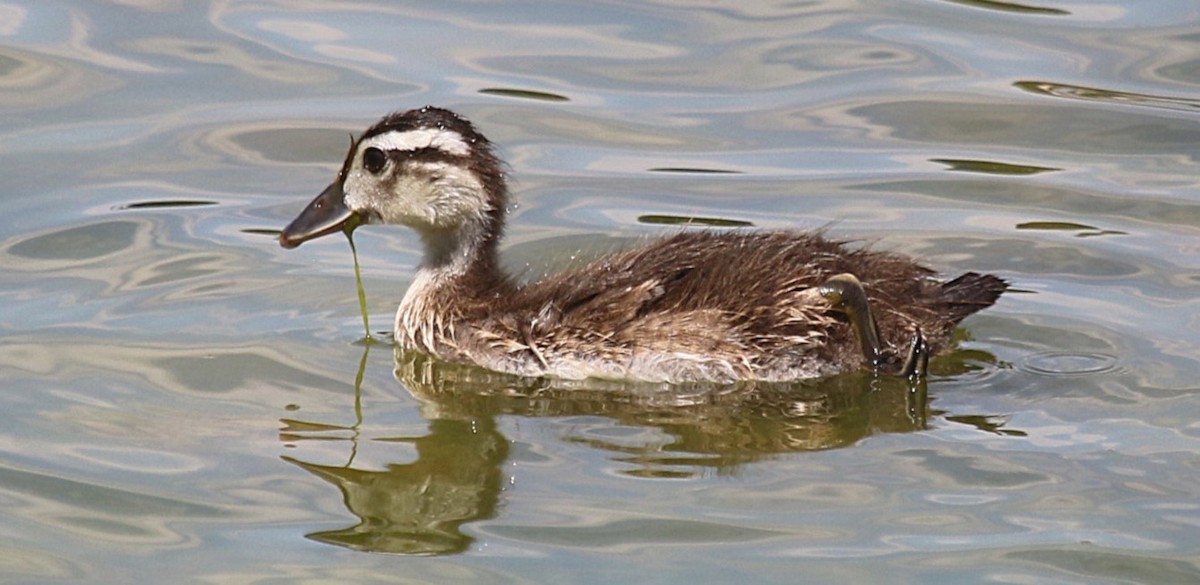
[280,106,1006,384]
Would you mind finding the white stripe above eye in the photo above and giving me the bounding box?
[362,128,472,157]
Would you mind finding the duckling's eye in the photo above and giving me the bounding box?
[362,147,387,174]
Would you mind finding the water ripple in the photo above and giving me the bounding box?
[1015,80,1200,114]
[1020,351,1121,376]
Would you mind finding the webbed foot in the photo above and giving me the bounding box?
[895,324,929,379]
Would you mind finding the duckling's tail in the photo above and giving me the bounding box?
[937,272,1008,323]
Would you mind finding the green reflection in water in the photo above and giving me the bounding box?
[276,341,1011,555]
[861,179,1200,231]
[931,158,1059,176]
[119,200,217,210]
[283,413,507,555]
[1016,222,1127,238]
[478,88,570,102]
[281,343,504,555]
[850,100,1198,155]
[1006,549,1200,585]
[241,228,282,237]
[228,128,353,164]
[389,347,996,469]
[8,221,137,261]
[944,414,1027,437]
[637,214,753,227]
[939,0,1069,16]
[646,167,743,174]
[1015,81,1200,113]
[0,464,221,521]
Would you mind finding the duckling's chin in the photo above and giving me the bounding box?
[279,181,356,248]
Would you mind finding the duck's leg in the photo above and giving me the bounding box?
[895,323,929,379]
[817,273,929,378]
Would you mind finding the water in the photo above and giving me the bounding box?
[1,0,1198,583]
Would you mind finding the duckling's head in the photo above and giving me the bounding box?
[279,107,506,250]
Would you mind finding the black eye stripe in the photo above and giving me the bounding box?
[393,146,469,164]
[359,145,466,173]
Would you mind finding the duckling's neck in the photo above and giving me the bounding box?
[407,154,511,291]
[413,218,504,286]
[396,214,512,351]
[417,223,484,274]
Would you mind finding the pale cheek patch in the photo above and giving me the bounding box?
[362,128,471,157]
[342,168,396,218]
[416,161,491,226]
[343,161,489,229]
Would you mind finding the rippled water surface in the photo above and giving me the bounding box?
[2,1,1198,583]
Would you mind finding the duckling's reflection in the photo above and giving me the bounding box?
[282,343,969,555]
[394,349,935,465]
[282,415,507,555]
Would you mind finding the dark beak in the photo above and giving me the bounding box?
[279,181,356,249]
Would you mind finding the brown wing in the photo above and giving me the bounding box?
[488,230,1003,369]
